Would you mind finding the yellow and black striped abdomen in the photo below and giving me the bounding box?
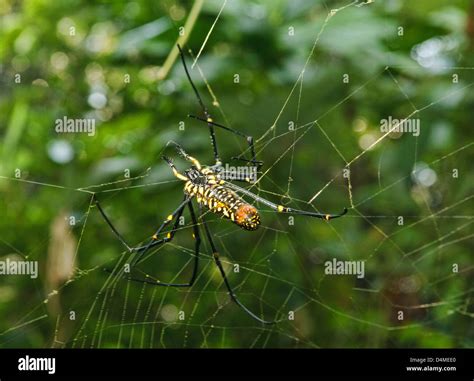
[184,181,260,231]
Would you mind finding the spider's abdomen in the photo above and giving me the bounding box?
[184,182,260,231]
[234,203,260,231]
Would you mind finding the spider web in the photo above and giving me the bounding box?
[1,0,473,349]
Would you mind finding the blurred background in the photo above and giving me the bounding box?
[0,0,473,348]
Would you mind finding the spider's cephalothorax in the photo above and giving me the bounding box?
[184,167,260,231]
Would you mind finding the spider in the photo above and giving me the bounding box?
[93,44,347,324]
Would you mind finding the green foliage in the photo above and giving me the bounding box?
[0,0,473,348]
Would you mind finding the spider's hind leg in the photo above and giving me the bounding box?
[199,211,278,325]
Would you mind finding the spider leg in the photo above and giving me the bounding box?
[130,196,192,267]
[188,114,262,169]
[100,155,189,255]
[132,200,186,254]
[225,181,348,220]
[177,44,220,164]
[177,44,261,170]
[162,155,188,181]
[165,140,202,170]
[199,210,277,325]
[124,200,202,287]
[93,194,190,256]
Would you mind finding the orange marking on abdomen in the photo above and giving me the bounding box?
[235,204,260,231]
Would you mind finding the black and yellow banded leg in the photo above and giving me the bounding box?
[93,193,189,256]
[124,200,202,288]
[129,205,186,258]
[101,201,186,279]
[177,44,261,169]
[177,44,220,165]
[132,202,185,254]
[129,196,192,268]
[188,114,262,170]
[199,211,277,325]
[225,182,348,221]
[166,140,202,170]
[162,156,188,181]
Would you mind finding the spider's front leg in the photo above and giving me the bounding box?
[165,141,204,171]
[187,115,263,170]
[177,44,262,170]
